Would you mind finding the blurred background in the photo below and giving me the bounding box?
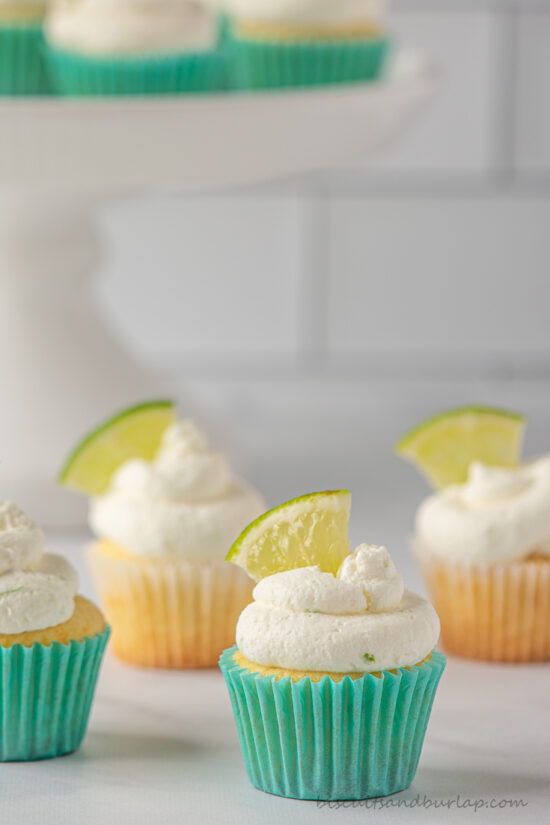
[84,1,550,587]
[1,0,548,594]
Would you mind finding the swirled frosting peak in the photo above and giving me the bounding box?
[0,502,78,634]
[415,456,550,564]
[89,419,266,560]
[337,543,404,611]
[0,500,44,575]
[236,544,439,673]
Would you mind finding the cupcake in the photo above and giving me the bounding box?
[0,1,52,94]
[396,406,550,662]
[214,0,390,90]
[0,501,108,761]
[220,490,445,800]
[45,0,226,95]
[60,401,265,668]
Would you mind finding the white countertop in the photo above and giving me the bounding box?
[1,532,548,825]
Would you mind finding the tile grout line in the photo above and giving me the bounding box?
[490,4,520,185]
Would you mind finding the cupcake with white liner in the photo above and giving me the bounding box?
[0,501,108,761]
[45,0,226,95]
[414,458,550,662]
[61,402,265,668]
[397,406,550,662]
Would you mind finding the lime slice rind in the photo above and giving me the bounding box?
[228,490,351,582]
[59,399,175,496]
[396,405,525,489]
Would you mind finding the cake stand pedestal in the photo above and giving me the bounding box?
[0,52,437,524]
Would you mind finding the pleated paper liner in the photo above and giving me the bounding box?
[228,34,390,90]
[0,626,110,761]
[0,25,52,95]
[89,544,254,668]
[46,47,228,96]
[220,646,446,800]
[415,546,550,662]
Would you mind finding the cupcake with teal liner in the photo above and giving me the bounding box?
[0,1,52,94]
[211,0,390,90]
[45,0,227,96]
[219,490,445,800]
[0,501,109,761]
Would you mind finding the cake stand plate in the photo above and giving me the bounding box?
[0,52,435,191]
[0,52,437,524]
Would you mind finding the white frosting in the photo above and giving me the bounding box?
[338,542,404,611]
[0,501,44,575]
[45,0,217,56]
[237,544,439,673]
[205,0,385,25]
[0,502,78,634]
[89,420,266,561]
[415,457,550,565]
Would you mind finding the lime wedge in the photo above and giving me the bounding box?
[227,490,351,582]
[396,406,525,488]
[59,400,175,495]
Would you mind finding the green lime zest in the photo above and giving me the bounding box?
[0,587,24,597]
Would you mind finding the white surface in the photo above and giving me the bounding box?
[0,55,436,191]
[3,529,545,825]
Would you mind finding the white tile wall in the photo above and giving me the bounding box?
[361,10,500,174]
[516,12,550,174]
[327,195,550,361]
[96,194,304,360]
[93,2,550,384]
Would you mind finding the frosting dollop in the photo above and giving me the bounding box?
[415,456,550,564]
[205,0,385,26]
[89,419,266,560]
[0,501,44,575]
[237,544,439,673]
[337,543,404,611]
[0,503,78,634]
[46,0,218,56]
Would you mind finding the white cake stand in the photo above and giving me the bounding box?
[0,51,436,524]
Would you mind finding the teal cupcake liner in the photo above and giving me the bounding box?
[220,646,445,800]
[229,34,390,90]
[219,14,232,45]
[0,626,110,761]
[46,47,228,96]
[0,25,52,95]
